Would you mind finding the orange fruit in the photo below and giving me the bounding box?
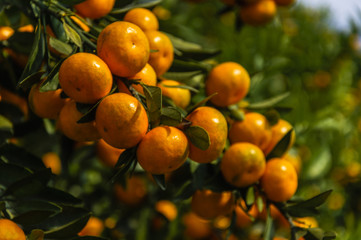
[239,0,277,26]
[117,63,157,95]
[59,52,113,104]
[17,24,34,32]
[97,21,150,77]
[95,93,148,149]
[28,79,69,119]
[221,142,266,187]
[145,30,174,77]
[0,26,14,40]
[57,100,100,142]
[264,119,295,156]
[0,219,26,240]
[182,212,212,239]
[155,200,178,221]
[96,139,125,167]
[157,79,191,109]
[0,87,29,119]
[274,0,295,6]
[42,152,62,175]
[235,200,258,228]
[78,216,104,236]
[114,175,148,206]
[74,0,115,19]
[260,158,298,202]
[70,16,90,32]
[123,8,159,31]
[185,106,228,163]
[205,62,250,107]
[228,112,272,152]
[191,189,235,220]
[137,126,189,174]
[283,152,301,175]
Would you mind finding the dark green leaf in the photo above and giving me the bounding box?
[59,0,86,6]
[0,162,32,189]
[266,129,294,159]
[263,206,274,240]
[142,84,162,127]
[152,174,166,190]
[48,15,67,42]
[28,229,44,240]
[40,57,68,92]
[246,187,255,206]
[185,126,210,151]
[49,36,73,56]
[0,201,5,212]
[169,59,210,72]
[0,115,13,145]
[63,22,82,47]
[228,105,245,121]
[193,163,234,192]
[7,31,34,55]
[17,70,45,90]
[110,147,137,184]
[111,0,162,14]
[292,227,308,240]
[37,187,83,206]
[305,228,336,240]
[162,71,203,82]
[247,92,290,110]
[186,93,218,114]
[264,109,280,126]
[174,180,195,201]
[160,107,183,126]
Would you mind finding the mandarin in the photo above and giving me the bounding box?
[96,138,125,167]
[240,0,277,26]
[0,219,26,240]
[123,8,159,31]
[78,216,104,236]
[74,0,115,19]
[264,119,295,156]
[157,79,191,109]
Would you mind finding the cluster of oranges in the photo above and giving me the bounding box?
[220,0,296,26]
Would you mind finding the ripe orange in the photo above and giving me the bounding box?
[182,212,212,239]
[42,152,62,175]
[0,219,26,240]
[97,21,150,77]
[157,79,191,109]
[28,79,69,119]
[191,189,235,220]
[70,16,90,32]
[228,112,272,152]
[221,142,266,187]
[155,200,178,221]
[137,126,189,174]
[17,24,34,33]
[274,0,296,6]
[74,0,115,19]
[264,119,295,156]
[260,158,298,202]
[59,52,113,104]
[185,106,228,163]
[96,138,125,167]
[78,216,104,236]
[235,200,258,228]
[123,8,159,31]
[239,0,277,26]
[95,93,148,149]
[283,152,302,175]
[57,100,100,142]
[145,30,174,77]
[205,62,250,107]
[114,175,148,206]
[0,26,14,40]
[117,63,157,95]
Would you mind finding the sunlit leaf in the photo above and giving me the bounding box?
[247,92,290,110]
[160,107,183,126]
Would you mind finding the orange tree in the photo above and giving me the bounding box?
[0,0,341,239]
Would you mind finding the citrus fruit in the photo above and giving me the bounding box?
[145,30,174,77]
[0,87,29,119]
[260,158,298,202]
[155,200,178,221]
[235,200,258,228]
[70,16,90,32]
[0,26,14,40]
[239,0,277,26]
[97,21,150,77]
[117,63,157,95]
[137,126,189,174]
[95,93,148,149]
[157,79,191,109]
[96,138,125,167]
[59,52,113,104]
[74,0,115,19]
[182,212,212,239]
[264,119,295,156]
[114,175,148,206]
[0,219,26,240]
[191,189,234,220]
[17,24,34,33]
[283,152,302,175]
[205,62,250,107]
[28,79,69,119]
[42,152,62,175]
[229,112,272,152]
[221,142,266,187]
[57,100,100,142]
[78,216,104,236]
[123,8,159,31]
[274,0,296,6]
[185,106,228,163]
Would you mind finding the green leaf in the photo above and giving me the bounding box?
[228,105,245,121]
[186,92,218,114]
[0,162,32,189]
[185,126,210,151]
[142,84,162,127]
[7,31,34,55]
[304,146,332,180]
[169,59,210,72]
[263,206,274,240]
[160,107,183,126]
[49,36,73,56]
[17,70,45,90]
[305,228,336,240]
[292,227,308,240]
[266,129,294,159]
[160,83,199,93]
[36,187,83,206]
[0,115,13,145]
[152,174,166,191]
[174,180,195,201]
[246,187,255,206]
[40,57,68,92]
[110,147,137,184]
[162,71,203,82]
[63,22,82,47]
[28,229,44,240]
[247,92,290,110]
[59,0,86,6]
[48,15,67,42]
[111,0,162,14]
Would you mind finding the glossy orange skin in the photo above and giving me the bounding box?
[182,212,212,239]
[74,0,115,19]
[78,217,104,236]
[0,26,14,40]
[206,62,250,107]
[0,219,26,240]
[186,106,228,163]
[264,119,295,156]
[42,152,62,175]
[123,8,159,31]
[95,93,149,149]
[114,175,148,206]
[96,138,125,167]
[137,126,189,174]
[28,80,69,119]
[97,21,150,77]
[191,189,235,220]
[283,152,301,175]
[240,0,277,26]
[57,100,100,142]
[235,201,258,228]
[274,0,296,6]
[221,142,266,187]
[155,200,178,221]
[157,79,191,109]
[59,53,113,104]
[260,158,298,202]
[145,30,174,77]
[229,112,272,152]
